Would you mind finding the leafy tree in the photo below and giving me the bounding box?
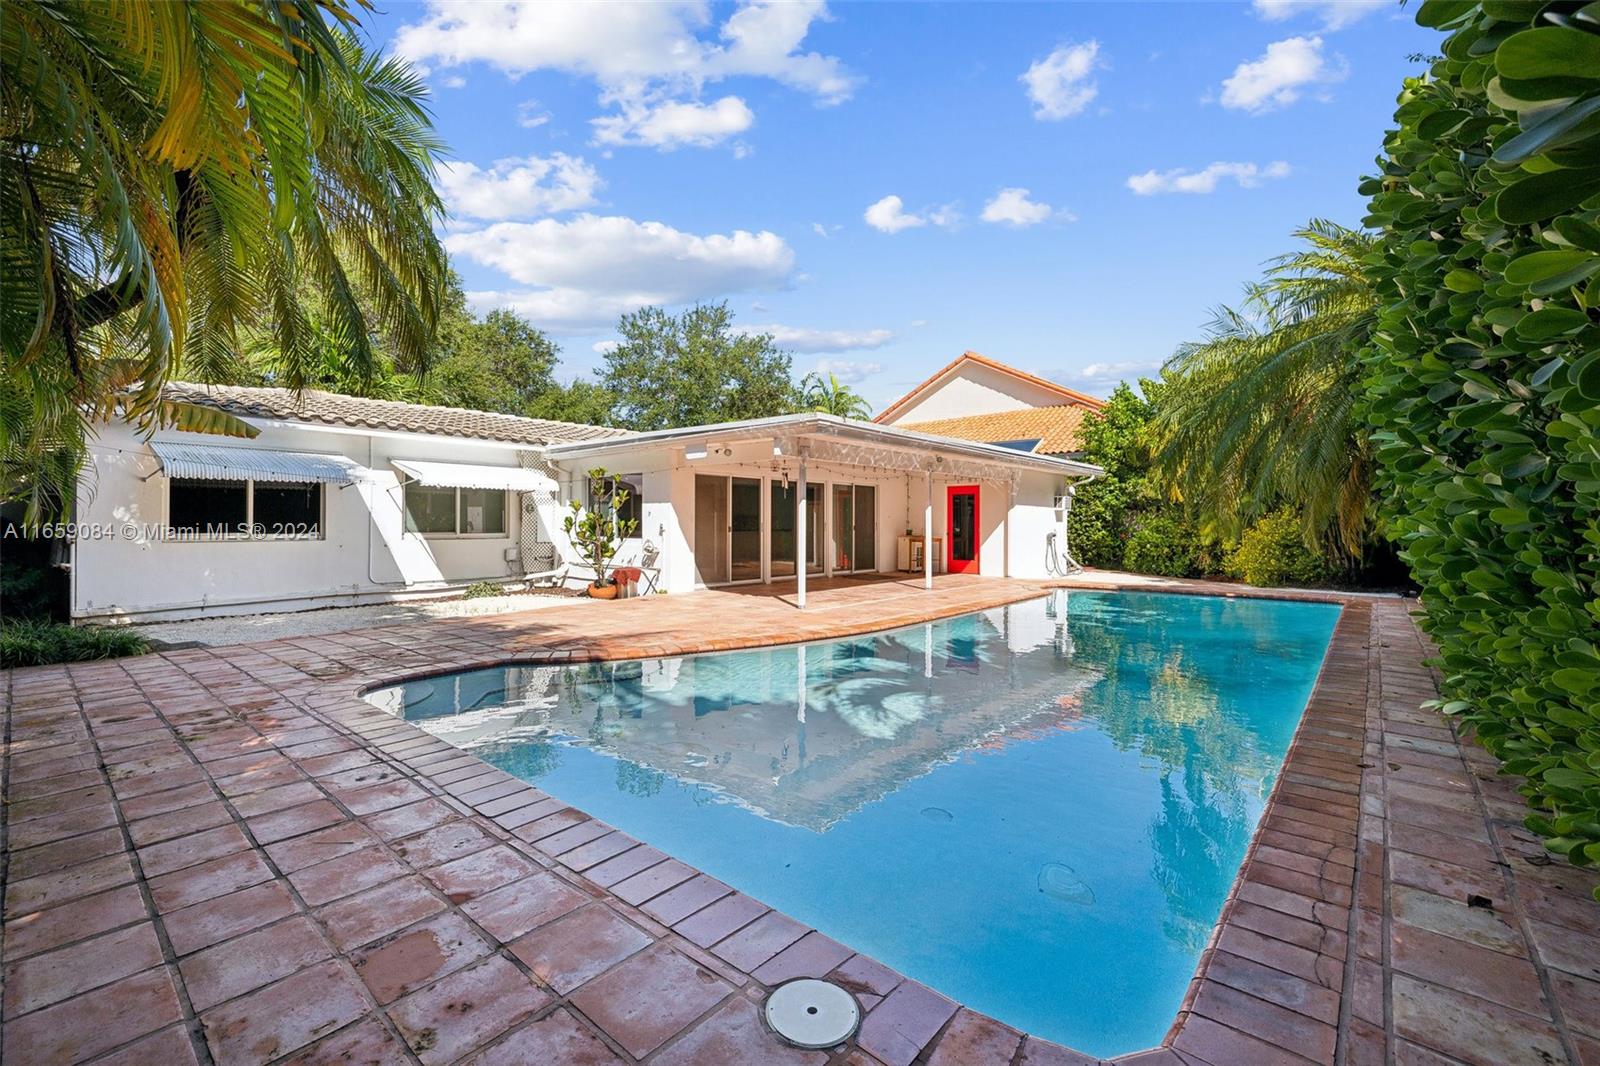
[1068,380,1159,567]
[600,303,797,430]
[799,372,873,419]
[528,379,619,426]
[1,3,447,524]
[1362,2,1600,887]
[1156,221,1377,555]
[418,307,558,415]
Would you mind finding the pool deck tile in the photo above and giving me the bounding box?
[5,573,1599,1065]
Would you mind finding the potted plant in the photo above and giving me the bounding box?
[564,468,639,599]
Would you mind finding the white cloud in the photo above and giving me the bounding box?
[864,195,925,233]
[517,100,550,128]
[1252,0,1384,30]
[448,214,795,332]
[811,222,841,239]
[1055,359,1163,394]
[592,94,753,149]
[440,74,466,89]
[1126,160,1291,195]
[394,1,857,155]
[395,0,854,97]
[593,340,619,354]
[981,187,1055,227]
[814,358,883,384]
[438,154,602,222]
[1220,36,1346,114]
[1021,41,1102,120]
[737,325,894,353]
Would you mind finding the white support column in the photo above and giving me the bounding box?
[797,455,808,608]
[923,467,934,591]
[1005,478,1015,578]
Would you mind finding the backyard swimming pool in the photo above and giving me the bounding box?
[367,589,1340,1056]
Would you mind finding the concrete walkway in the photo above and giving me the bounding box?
[3,576,1596,1065]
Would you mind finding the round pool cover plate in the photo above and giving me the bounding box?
[763,978,861,1049]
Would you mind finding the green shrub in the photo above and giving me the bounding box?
[1121,515,1201,577]
[0,619,150,668]
[1226,510,1331,588]
[462,581,502,600]
[1362,3,1600,887]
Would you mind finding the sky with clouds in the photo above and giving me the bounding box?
[360,0,1435,408]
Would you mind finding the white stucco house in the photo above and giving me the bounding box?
[69,369,1101,622]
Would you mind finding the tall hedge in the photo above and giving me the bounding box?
[1362,1,1600,889]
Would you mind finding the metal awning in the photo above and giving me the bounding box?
[391,459,555,492]
[149,441,362,484]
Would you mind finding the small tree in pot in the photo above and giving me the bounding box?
[564,468,638,598]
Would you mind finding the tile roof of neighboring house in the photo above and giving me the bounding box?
[875,350,1106,425]
[161,382,631,447]
[898,404,1094,456]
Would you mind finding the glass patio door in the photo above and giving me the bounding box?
[770,480,823,577]
[830,484,877,573]
[695,475,729,585]
[832,485,854,571]
[730,477,762,582]
[853,485,876,571]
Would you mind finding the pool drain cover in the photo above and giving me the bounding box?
[763,978,860,1049]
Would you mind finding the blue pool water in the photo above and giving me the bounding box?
[368,590,1338,1056]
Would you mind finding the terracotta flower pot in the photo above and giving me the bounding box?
[587,582,619,600]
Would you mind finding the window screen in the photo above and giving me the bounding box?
[458,489,507,535]
[404,484,458,534]
[168,479,248,535]
[253,482,321,534]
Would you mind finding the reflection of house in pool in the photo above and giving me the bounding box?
[369,595,1103,832]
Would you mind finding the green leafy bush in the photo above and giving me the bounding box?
[1362,3,1600,886]
[462,581,502,600]
[1121,515,1201,577]
[1226,510,1331,587]
[0,619,150,668]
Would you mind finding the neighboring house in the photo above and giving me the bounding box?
[875,350,1106,458]
[69,379,1100,622]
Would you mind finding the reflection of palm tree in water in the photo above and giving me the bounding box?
[1149,757,1251,952]
[1068,600,1272,952]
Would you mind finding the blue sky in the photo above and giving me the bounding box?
[359,1,1436,410]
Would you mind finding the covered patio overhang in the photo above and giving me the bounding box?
[544,414,1102,607]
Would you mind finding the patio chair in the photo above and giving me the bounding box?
[635,540,663,594]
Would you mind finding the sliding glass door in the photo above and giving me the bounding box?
[697,475,762,585]
[854,485,876,571]
[829,484,878,573]
[695,475,729,585]
[731,477,762,582]
[770,480,823,577]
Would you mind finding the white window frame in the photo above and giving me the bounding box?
[402,481,511,540]
[163,477,326,542]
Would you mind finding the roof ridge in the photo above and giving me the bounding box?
[873,351,1107,424]
[164,381,615,434]
[160,381,631,447]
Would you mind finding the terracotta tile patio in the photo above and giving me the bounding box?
[3,574,1597,1065]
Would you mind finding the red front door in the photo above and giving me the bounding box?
[947,485,979,574]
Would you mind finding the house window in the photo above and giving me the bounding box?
[404,483,508,536]
[589,473,643,532]
[167,478,322,538]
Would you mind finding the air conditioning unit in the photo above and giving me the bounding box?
[1053,493,1073,512]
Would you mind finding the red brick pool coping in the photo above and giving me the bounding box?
[3,575,1596,1065]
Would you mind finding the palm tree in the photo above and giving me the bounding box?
[1,2,447,525]
[799,372,873,420]
[1154,220,1377,554]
